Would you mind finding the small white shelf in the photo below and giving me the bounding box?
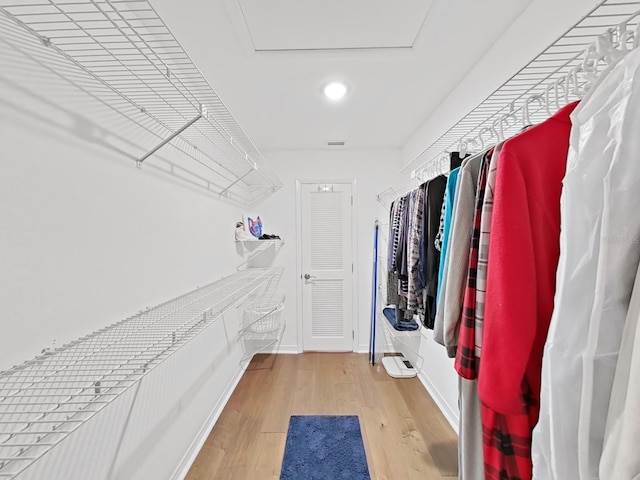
[381,356,417,379]
[241,323,286,342]
[381,311,422,338]
[236,239,284,270]
[238,295,285,365]
[380,310,424,373]
[240,323,286,366]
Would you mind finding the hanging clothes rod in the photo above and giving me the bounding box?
[376,151,465,207]
[401,0,640,180]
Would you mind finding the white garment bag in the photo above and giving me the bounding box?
[599,261,640,479]
[533,46,640,480]
[577,50,640,479]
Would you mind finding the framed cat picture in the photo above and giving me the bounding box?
[243,213,264,239]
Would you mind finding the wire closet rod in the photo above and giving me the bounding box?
[401,0,640,182]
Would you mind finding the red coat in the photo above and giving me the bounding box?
[478,101,578,480]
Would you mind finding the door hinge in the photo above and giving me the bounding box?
[352,263,354,273]
[352,330,355,340]
[351,196,353,206]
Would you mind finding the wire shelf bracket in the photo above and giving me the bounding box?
[136,106,205,168]
[220,162,258,197]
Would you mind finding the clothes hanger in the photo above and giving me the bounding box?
[567,65,584,98]
[602,27,625,64]
[522,94,545,126]
[554,78,566,112]
[498,102,518,141]
[458,138,468,158]
[615,22,632,53]
[491,118,503,142]
[467,137,480,153]
[477,125,497,151]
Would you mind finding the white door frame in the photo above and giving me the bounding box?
[295,179,358,352]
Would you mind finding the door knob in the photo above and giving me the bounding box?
[304,273,317,280]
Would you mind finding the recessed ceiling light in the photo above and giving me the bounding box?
[323,82,348,101]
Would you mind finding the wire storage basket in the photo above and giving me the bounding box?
[243,296,284,333]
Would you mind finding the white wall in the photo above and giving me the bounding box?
[416,332,459,431]
[0,22,251,370]
[259,149,396,353]
[0,18,259,480]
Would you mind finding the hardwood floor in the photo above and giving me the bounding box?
[185,353,458,480]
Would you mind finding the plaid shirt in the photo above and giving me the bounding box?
[474,144,502,359]
[482,379,538,480]
[454,150,491,379]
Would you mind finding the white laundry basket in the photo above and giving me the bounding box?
[243,297,284,333]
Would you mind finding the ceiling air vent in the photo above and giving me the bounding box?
[327,140,346,147]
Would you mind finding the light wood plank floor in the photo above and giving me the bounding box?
[186,353,458,480]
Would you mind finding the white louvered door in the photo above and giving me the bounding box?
[300,182,353,351]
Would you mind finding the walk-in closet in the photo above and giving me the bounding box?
[2,1,640,479]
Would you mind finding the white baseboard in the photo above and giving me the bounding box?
[276,345,301,354]
[355,347,399,354]
[417,369,459,435]
[355,344,400,354]
[171,363,247,480]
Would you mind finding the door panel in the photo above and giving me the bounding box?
[311,280,344,337]
[300,183,353,351]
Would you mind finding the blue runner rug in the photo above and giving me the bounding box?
[280,415,371,480]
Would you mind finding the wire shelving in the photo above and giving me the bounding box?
[0,267,283,478]
[400,0,640,180]
[0,0,282,206]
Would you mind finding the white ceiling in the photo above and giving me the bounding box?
[149,0,537,151]
[238,0,432,51]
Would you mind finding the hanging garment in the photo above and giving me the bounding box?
[433,153,482,356]
[407,186,427,314]
[577,88,640,479]
[533,47,640,480]
[473,142,503,361]
[434,192,446,253]
[433,161,469,351]
[458,377,485,480]
[455,150,491,380]
[418,176,446,328]
[455,152,492,479]
[478,101,577,480]
[395,193,411,298]
[435,167,461,307]
[387,199,403,305]
[599,260,640,480]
